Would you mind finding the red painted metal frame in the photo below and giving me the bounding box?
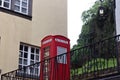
[40,35,70,80]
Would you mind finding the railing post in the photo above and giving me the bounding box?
[116,38,120,72]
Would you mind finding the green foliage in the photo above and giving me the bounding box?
[71,58,117,75]
[71,0,116,69]
[72,0,115,49]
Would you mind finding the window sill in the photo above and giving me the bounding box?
[0,7,32,20]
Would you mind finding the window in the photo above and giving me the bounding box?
[43,47,50,80]
[0,0,32,17]
[44,47,50,58]
[14,0,29,14]
[0,0,11,9]
[19,43,40,75]
[57,46,67,64]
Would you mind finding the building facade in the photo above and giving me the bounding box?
[115,0,120,35]
[0,0,67,75]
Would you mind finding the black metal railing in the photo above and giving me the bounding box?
[1,53,69,80]
[1,62,40,80]
[1,34,120,80]
[70,34,120,80]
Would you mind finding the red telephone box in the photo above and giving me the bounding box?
[40,35,70,80]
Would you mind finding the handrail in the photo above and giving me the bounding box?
[1,34,120,80]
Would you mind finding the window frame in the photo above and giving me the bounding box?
[0,0,11,9]
[19,43,40,75]
[0,0,32,19]
[14,0,29,15]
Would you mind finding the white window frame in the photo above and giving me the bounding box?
[0,0,11,9]
[19,43,40,75]
[14,0,29,15]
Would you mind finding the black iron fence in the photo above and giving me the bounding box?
[1,34,120,80]
[70,34,120,80]
[1,62,40,80]
[1,53,69,80]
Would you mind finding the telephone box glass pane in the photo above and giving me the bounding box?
[57,46,67,64]
[44,47,50,58]
[43,47,50,80]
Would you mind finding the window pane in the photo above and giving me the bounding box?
[19,58,22,64]
[30,67,34,73]
[36,49,39,54]
[19,65,22,69]
[15,0,20,5]
[0,0,2,6]
[23,0,27,2]
[57,46,67,64]
[23,66,27,71]
[24,46,28,51]
[24,59,27,65]
[22,2,27,7]
[35,68,39,74]
[36,55,39,61]
[30,61,34,64]
[31,54,34,60]
[4,2,9,8]
[14,5,20,11]
[22,8,27,13]
[19,51,23,57]
[31,48,35,53]
[24,53,28,58]
[20,45,23,50]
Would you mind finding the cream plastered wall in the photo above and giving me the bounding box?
[0,0,67,74]
[31,0,67,45]
[0,12,32,74]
